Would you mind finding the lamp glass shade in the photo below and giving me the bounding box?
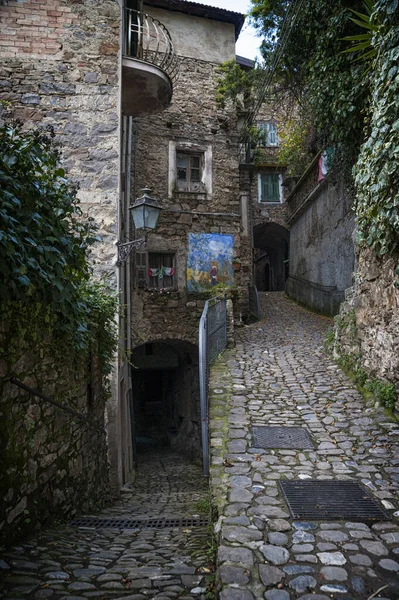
[130,189,161,230]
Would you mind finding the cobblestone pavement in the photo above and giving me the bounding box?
[210,292,399,600]
[0,446,212,600]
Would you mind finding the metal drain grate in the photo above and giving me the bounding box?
[279,480,389,521]
[252,426,314,449]
[69,517,209,529]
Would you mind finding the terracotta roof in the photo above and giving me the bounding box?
[144,0,245,40]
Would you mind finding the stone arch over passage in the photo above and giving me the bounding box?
[130,339,200,461]
[253,222,290,291]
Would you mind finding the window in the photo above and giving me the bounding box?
[259,173,282,203]
[258,122,278,147]
[168,141,212,197]
[176,152,203,192]
[148,253,176,290]
[135,252,176,289]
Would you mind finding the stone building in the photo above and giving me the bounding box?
[0,0,254,494]
[0,0,123,537]
[0,0,181,506]
[128,0,249,461]
[238,90,291,294]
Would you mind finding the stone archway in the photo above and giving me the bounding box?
[253,222,290,291]
[130,339,201,462]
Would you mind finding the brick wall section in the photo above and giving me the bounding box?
[0,0,121,280]
[0,0,77,59]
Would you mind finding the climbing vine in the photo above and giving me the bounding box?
[354,4,399,256]
[217,0,399,259]
[0,122,118,386]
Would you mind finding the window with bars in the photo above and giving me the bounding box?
[135,252,176,290]
[176,152,203,191]
[259,173,281,203]
[258,122,278,147]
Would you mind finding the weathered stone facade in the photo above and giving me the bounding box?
[237,98,292,293]
[0,0,123,489]
[285,160,356,315]
[335,248,399,408]
[124,5,247,463]
[0,336,109,547]
[0,0,121,281]
[131,17,251,344]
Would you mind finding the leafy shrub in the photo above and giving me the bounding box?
[0,122,117,385]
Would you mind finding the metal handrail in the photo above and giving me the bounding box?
[10,377,104,433]
[248,282,261,320]
[123,8,179,84]
[199,295,227,477]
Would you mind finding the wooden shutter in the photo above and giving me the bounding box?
[271,174,280,201]
[261,174,280,203]
[135,251,147,287]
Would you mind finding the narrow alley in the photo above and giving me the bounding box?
[1,292,399,600]
[210,292,399,599]
[0,446,212,599]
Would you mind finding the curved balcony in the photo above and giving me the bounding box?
[122,8,179,116]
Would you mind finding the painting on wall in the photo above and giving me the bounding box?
[187,233,234,292]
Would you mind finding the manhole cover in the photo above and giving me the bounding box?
[252,426,314,449]
[279,480,389,521]
[69,517,208,529]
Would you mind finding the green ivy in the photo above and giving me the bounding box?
[249,0,370,167]
[354,22,399,256]
[0,122,118,389]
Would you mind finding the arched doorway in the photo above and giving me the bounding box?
[130,340,201,462]
[253,222,289,291]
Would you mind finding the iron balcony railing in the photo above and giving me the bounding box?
[286,152,322,223]
[123,7,179,84]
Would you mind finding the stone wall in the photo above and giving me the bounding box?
[0,0,121,491]
[0,0,121,280]
[0,336,109,547]
[131,212,243,346]
[286,173,356,315]
[335,248,399,408]
[131,51,252,341]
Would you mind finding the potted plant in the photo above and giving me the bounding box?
[232,258,241,271]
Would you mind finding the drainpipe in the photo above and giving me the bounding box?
[249,168,255,282]
[124,115,137,475]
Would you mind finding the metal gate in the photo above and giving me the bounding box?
[199,295,227,476]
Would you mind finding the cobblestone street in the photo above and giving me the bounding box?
[0,447,212,600]
[210,292,399,600]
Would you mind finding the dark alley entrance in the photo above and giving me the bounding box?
[131,340,201,462]
[253,222,289,291]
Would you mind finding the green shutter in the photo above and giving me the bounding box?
[271,174,280,201]
[261,174,280,203]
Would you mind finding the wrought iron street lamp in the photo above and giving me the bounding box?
[116,187,162,265]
